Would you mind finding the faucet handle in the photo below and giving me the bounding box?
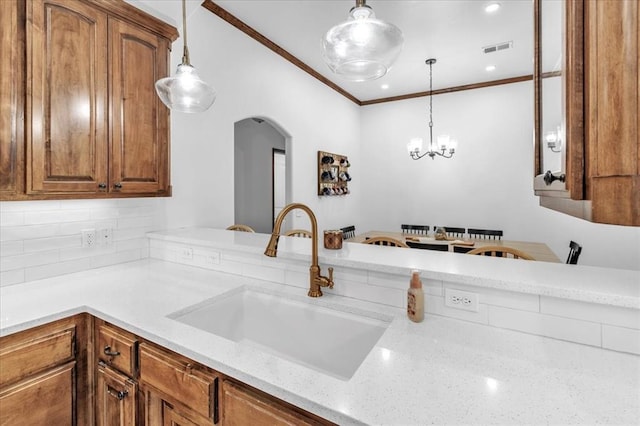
[328,267,334,288]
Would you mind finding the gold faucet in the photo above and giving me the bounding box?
[265,203,334,297]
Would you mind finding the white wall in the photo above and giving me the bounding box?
[359,81,640,270]
[158,2,363,233]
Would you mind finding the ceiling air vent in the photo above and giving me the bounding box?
[482,41,513,54]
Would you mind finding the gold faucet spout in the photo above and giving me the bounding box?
[264,203,334,297]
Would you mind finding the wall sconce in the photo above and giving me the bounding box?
[545,129,562,153]
[407,59,457,160]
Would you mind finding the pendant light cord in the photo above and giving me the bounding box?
[428,60,433,150]
[181,0,191,65]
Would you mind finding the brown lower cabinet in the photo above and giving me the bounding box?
[0,314,92,426]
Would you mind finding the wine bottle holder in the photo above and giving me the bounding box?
[317,150,350,196]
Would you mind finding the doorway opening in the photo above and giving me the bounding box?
[233,117,290,233]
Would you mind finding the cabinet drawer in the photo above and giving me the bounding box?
[97,323,138,378]
[0,361,75,426]
[139,343,217,421]
[0,325,75,387]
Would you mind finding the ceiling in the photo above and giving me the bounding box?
[133,0,534,103]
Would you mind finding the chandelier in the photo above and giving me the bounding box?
[407,59,457,160]
[321,0,404,82]
[155,0,216,113]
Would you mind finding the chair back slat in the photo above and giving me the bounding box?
[401,224,430,235]
[283,229,312,238]
[468,228,503,240]
[406,241,448,251]
[566,240,582,264]
[467,245,534,260]
[363,237,409,248]
[341,225,356,239]
[436,226,466,238]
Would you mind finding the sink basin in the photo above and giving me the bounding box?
[168,288,391,380]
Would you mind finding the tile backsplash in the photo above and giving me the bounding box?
[1,198,163,286]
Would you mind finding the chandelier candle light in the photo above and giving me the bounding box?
[407,59,457,160]
[155,0,216,113]
[322,0,404,81]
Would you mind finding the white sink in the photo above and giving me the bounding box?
[168,288,391,380]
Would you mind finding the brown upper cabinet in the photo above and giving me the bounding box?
[534,0,639,226]
[0,0,177,200]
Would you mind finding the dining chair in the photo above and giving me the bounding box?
[452,245,474,254]
[467,228,503,240]
[226,224,255,232]
[340,225,356,239]
[467,245,534,260]
[436,226,466,238]
[401,224,430,235]
[566,240,582,264]
[406,241,448,251]
[283,229,312,238]
[362,237,409,248]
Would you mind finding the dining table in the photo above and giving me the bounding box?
[347,231,562,263]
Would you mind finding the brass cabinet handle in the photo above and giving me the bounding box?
[104,345,121,357]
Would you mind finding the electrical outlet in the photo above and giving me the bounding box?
[205,251,220,265]
[81,229,96,248]
[97,228,112,246]
[180,247,194,260]
[445,288,479,312]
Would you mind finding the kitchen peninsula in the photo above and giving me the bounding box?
[1,229,638,425]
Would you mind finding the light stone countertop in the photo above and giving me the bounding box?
[148,228,640,309]
[1,259,639,425]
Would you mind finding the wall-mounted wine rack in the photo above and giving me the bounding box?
[317,150,351,196]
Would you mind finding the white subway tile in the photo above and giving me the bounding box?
[115,227,152,241]
[1,224,61,241]
[488,306,602,347]
[541,296,640,330]
[1,200,60,212]
[241,263,285,283]
[24,209,92,225]
[426,295,489,325]
[57,221,99,236]
[332,266,367,284]
[25,258,92,281]
[335,279,405,308]
[445,282,540,312]
[117,216,154,229]
[0,269,25,287]
[91,208,120,220]
[602,325,640,355]
[59,246,115,262]
[367,271,406,289]
[0,250,60,272]
[115,238,148,252]
[149,246,176,262]
[23,235,80,253]
[284,269,309,289]
[117,205,157,217]
[1,211,24,226]
[58,199,116,210]
[1,240,24,256]
[91,249,142,269]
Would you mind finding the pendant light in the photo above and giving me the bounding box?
[407,59,457,160]
[155,0,216,113]
[322,0,404,82]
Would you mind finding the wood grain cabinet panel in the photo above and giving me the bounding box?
[0,0,24,196]
[2,0,177,200]
[97,321,139,378]
[96,362,137,426]
[27,0,109,194]
[109,17,170,195]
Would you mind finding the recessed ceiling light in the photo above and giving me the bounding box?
[381,84,390,90]
[485,2,501,13]
[486,64,496,72]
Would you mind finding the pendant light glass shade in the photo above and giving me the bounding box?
[155,63,216,113]
[154,0,215,113]
[322,0,403,82]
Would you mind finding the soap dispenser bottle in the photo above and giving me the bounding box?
[407,270,424,322]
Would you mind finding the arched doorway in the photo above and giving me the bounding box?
[233,117,290,233]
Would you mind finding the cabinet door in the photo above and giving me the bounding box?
[109,18,170,195]
[27,0,109,194]
[0,0,24,197]
[586,0,639,226]
[221,380,327,426]
[0,362,75,426]
[96,363,137,426]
